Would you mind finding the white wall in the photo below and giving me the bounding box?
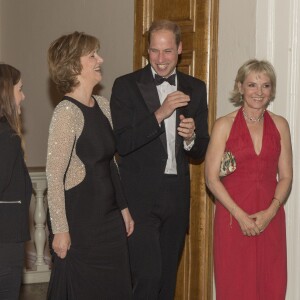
[0,0,134,166]
[217,0,256,118]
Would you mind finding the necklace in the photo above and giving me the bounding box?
[242,108,265,122]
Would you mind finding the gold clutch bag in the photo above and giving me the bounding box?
[219,151,236,177]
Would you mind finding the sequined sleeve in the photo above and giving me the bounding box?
[46,100,84,234]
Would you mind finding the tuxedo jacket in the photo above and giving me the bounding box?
[110,64,209,220]
[0,117,32,242]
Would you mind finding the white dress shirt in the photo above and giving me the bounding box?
[152,68,194,175]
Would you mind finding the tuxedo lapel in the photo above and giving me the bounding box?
[177,71,192,117]
[136,65,167,154]
[137,82,160,114]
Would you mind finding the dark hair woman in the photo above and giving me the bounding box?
[0,63,32,299]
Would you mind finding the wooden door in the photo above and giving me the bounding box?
[134,0,219,299]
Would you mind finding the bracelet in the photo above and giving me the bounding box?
[273,197,281,208]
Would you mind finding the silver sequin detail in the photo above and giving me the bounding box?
[46,97,119,234]
[46,100,85,234]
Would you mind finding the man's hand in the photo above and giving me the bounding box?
[178,114,195,142]
[155,91,190,124]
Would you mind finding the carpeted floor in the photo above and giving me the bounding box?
[19,282,48,300]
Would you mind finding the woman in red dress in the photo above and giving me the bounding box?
[205,59,293,299]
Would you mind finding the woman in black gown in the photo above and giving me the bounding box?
[46,31,134,299]
[0,64,32,300]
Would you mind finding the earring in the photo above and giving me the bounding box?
[240,94,243,102]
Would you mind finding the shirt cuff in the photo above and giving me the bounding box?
[183,132,196,151]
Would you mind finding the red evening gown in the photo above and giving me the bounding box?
[214,108,287,300]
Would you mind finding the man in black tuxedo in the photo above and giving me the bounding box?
[110,19,209,300]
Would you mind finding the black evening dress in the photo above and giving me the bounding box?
[47,96,132,300]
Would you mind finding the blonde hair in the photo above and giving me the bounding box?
[230,59,277,105]
[48,31,100,94]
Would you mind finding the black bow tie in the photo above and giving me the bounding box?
[154,74,176,86]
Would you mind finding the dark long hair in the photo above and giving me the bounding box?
[0,63,22,138]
